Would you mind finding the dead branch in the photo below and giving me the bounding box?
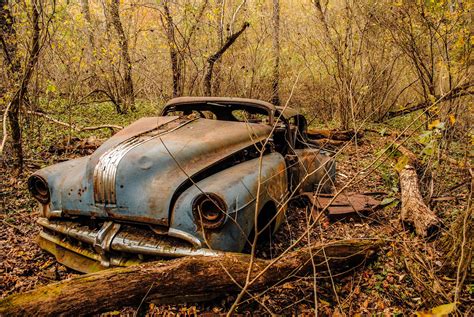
[27,111,123,132]
[308,139,347,148]
[0,101,12,156]
[384,84,473,120]
[0,239,380,316]
[204,22,250,95]
[394,143,441,237]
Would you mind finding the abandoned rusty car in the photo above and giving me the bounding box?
[28,97,336,273]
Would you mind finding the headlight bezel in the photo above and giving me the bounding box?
[192,193,227,229]
[28,175,50,204]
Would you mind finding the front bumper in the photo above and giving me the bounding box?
[37,218,222,273]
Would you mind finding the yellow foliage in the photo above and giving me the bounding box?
[449,114,456,125]
[415,302,457,317]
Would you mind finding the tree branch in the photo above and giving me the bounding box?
[204,22,250,95]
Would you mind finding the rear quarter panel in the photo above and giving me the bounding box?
[170,152,288,252]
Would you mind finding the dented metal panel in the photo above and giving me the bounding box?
[293,149,336,193]
[93,117,195,205]
[170,152,287,252]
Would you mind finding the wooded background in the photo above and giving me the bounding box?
[0,0,472,171]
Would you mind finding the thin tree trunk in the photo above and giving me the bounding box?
[109,0,134,112]
[204,22,249,96]
[271,0,280,106]
[0,239,380,316]
[162,0,181,97]
[80,0,95,50]
[1,0,41,171]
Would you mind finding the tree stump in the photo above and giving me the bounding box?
[395,143,441,237]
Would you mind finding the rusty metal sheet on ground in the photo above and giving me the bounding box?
[299,192,380,220]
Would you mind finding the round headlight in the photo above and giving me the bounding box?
[193,193,227,229]
[28,175,50,204]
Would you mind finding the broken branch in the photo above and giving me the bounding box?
[204,22,250,95]
[384,84,473,120]
[27,110,123,132]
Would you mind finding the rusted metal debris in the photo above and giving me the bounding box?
[298,192,380,221]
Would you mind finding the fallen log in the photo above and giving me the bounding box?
[395,143,441,237]
[308,138,347,148]
[307,129,363,141]
[0,239,380,316]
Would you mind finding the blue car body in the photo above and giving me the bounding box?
[29,97,335,273]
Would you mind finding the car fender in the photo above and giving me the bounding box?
[170,152,287,252]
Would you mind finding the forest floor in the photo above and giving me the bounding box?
[0,105,472,316]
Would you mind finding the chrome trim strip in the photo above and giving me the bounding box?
[39,231,140,268]
[93,117,197,205]
[110,235,221,257]
[38,217,96,245]
[37,218,221,258]
[49,210,63,217]
[168,228,202,247]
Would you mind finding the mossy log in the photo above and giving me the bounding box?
[0,239,380,316]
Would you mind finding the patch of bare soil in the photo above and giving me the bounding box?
[1,135,471,316]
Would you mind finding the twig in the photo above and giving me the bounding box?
[2,219,25,235]
[0,101,12,155]
[26,110,123,132]
[134,282,154,317]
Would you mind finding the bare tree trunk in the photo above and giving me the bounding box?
[0,239,380,316]
[108,0,134,113]
[211,0,225,95]
[204,22,249,96]
[162,0,181,97]
[313,0,350,129]
[0,0,19,73]
[271,0,280,106]
[1,0,41,171]
[80,0,94,50]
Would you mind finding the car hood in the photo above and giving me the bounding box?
[35,116,272,225]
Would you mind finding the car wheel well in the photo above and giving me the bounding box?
[245,200,278,249]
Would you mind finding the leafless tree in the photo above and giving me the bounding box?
[160,0,208,97]
[108,0,135,113]
[0,0,42,171]
[271,0,280,106]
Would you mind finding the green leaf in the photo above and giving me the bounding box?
[380,197,397,206]
[46,82,57,94]
[395,155,409,172]
[418,131,432,145]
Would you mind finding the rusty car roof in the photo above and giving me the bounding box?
[165,96,277,110]
[165,97,301,120]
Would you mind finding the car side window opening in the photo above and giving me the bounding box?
[162,103,271,124]
[288,115,308,149]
